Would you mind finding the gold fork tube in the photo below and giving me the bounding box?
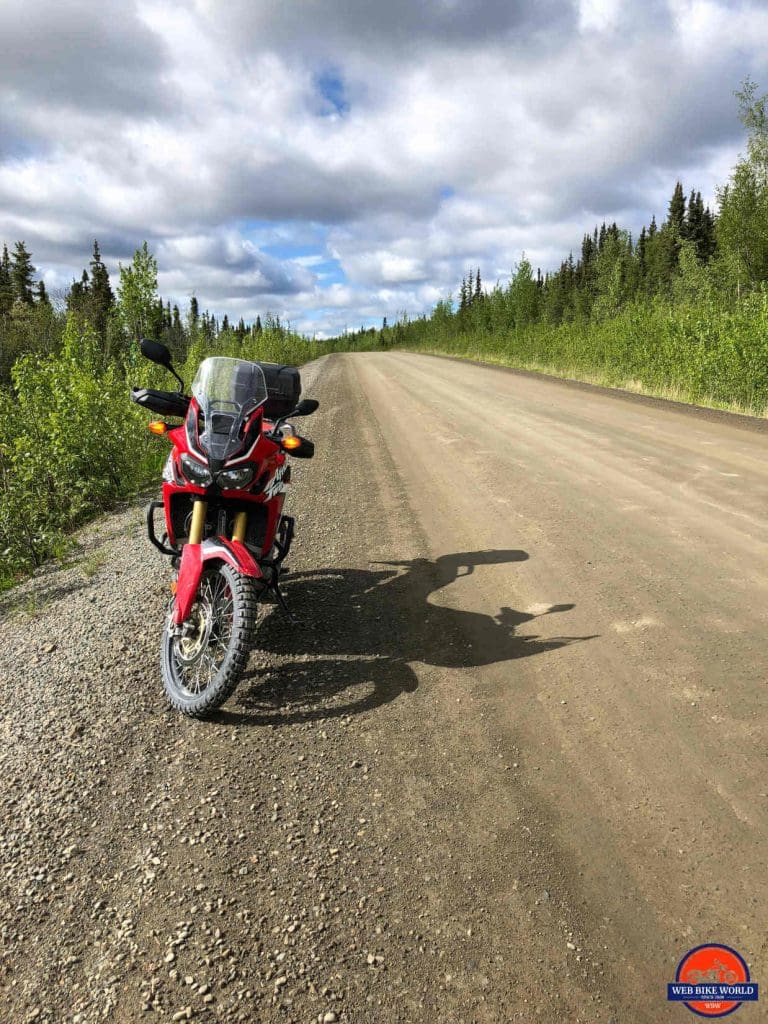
[189,500,208,544]
[232,511,248,544]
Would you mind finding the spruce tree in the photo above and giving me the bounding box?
[254,314,262,334]
[86,240,114,339]
[685,191,717,261]
[637,226,647,272]
[0,245,13,315]
[475,268,482,301]
[222,313,230,333]
[35,280,50,306]
[668,181,686,234]
[67,269,90,316]
[662,182,687,277]
[11,241,36,305]
[702,204,717,260]
[459,277,468,312]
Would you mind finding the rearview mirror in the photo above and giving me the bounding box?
[140,338,173,367]
[139,337,185,393]
[292,398,320,416]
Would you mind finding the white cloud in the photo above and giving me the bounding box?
[0,0,765,332]
[578,0,622,32]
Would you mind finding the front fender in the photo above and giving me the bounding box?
[173,538,263,624]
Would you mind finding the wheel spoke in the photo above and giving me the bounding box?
[169,569,240,698]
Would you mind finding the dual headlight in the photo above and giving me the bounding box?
[180,454,253,490]
[217,465,255,489]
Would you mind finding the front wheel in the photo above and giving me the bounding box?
[161,562,260,717]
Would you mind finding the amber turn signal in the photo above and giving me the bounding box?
[148,420,167,435]
[282,435,301,450]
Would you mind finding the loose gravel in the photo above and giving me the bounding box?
[0,354,613,1023]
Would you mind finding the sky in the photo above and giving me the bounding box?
[1,0,767,338]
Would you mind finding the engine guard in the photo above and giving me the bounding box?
[173,537,263,624]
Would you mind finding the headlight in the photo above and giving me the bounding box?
[180,453,213,487]
[217,466,255,490]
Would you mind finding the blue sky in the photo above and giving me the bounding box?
[0,0,766,336]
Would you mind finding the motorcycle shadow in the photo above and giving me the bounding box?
[224,549,597,726]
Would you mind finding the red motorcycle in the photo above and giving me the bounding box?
[130,339,318,716]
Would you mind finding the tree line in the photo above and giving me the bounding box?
[0,236,293,383]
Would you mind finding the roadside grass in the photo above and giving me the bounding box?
[8,590,50,620]
[79,548,109,578]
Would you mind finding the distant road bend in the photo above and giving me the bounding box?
[0,351,765,1023]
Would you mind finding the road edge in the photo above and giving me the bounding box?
[415,351,768,435]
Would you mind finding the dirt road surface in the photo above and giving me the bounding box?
[1,351,765,1023]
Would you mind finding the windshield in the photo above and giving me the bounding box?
[191,357,268,461]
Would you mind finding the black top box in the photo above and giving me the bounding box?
[258,362,301,420]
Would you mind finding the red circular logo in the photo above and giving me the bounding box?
[676,944,750,1017]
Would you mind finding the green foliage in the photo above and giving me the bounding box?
[717,77,768,289]
[0,314,163,585]
[387,286,768,415]
[0,298,62,383]
[508,258,539,327]
[117,241,159,343]
[87,240,115,343]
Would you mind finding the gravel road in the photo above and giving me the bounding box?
[1,351,765,1023]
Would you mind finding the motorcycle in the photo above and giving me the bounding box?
[130,339,318,717]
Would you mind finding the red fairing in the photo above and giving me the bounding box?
[174,538,263,624]
[161,401,285,549]
[156,396,297,624]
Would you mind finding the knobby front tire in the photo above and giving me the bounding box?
[160,562,260,718]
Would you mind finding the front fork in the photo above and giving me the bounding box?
[176,501,295,624]
[172,502,254,627]
[188,499,208,544]
[187,501,247,545]
[232,510,247,544]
